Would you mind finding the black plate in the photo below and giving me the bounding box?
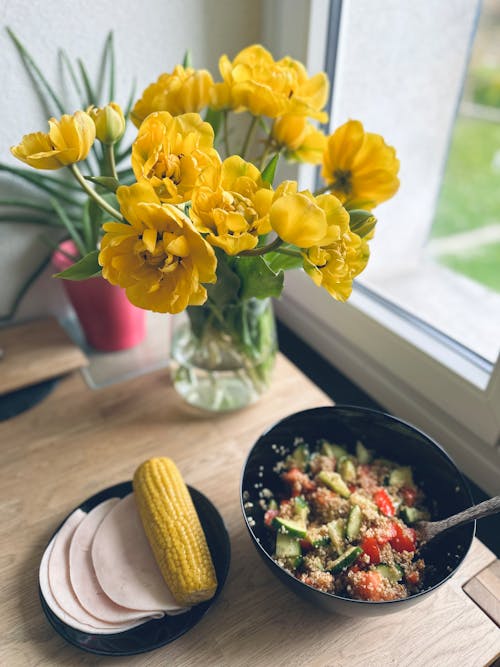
[39,481,231,656]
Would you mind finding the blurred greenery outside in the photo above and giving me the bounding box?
[429,5,500,294]
[430,114,500,293]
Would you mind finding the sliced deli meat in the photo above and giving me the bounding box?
[92,493,188,614]
[69,498,162,623]
[40,509,145,634]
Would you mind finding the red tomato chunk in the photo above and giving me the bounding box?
[373,488,395,516]
[360,536,381,565]
[390,522,416,552]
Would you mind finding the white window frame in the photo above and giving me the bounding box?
[264,0,500,495]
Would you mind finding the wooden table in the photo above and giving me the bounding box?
[1,354,498,666]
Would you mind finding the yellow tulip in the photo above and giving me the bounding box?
[10,110,95,170]
[214,44,329,121]
[131,111,220,204]
[190,156,273,255]
[321,120,400,209]
[88,102,126,144]
[98,182,217,314]
[269,182,349,248]
[131,66,214,128]
[303,229,370,302]
[271,115,326,164]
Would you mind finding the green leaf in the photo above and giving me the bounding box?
[116,144,132,164]
[261,153,280,185]
[85,176,120,193]
[0,214,60,226]
[206,250,240,307]
[182,49,193,68]
[123,78,138,119]
[6,27,65,115]
[78,58,97,106]
[0,164,82,205]
[87,197,103,248]
[59,49,84,103]
[0,199,54,213]
[186,304,212,340]
[0,252,52,321]
[96,32,115,103]
[348,209,377,238]
[50,197,87,256]
[53,250,101,280]
[265,248,303,272]
[204,108,223,140]
[234,255,284,300]
[81,199,93,250]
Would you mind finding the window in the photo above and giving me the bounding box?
[264,0,500,494]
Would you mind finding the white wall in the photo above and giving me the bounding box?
[0,0,262,323]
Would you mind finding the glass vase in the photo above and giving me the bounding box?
[170,297,277,412]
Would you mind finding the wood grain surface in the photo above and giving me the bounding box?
[0,354,498,667]
[0,318,88,395]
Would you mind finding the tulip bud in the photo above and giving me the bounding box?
[348,209,377,239]
[88,102,126,145]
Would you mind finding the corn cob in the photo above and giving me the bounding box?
[133,457,217,606]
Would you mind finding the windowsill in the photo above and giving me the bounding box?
[362,257,500,366]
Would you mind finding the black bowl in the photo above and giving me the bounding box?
[240,405,475,617]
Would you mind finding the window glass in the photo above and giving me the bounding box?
[328,0,500,365]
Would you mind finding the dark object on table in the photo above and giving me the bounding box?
[0,378,58,421]
[241,405,475,617]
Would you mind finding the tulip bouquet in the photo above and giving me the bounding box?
[7,40,400,410]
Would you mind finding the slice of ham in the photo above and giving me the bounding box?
[40,509,146,634]
[69,498,163,624]
[92,494,188,614]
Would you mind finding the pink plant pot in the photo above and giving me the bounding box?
[52,241,147,352]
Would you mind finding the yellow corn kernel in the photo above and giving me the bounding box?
[133,457,217,606]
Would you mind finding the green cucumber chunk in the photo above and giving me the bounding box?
[355,440,372,464]
[375,563,403,582]
[268,498,278,511]
[293,495,310,521]
[327,518,346,554]
[275,531,301,558]
[329,546,363,573]
[318,471,351,498]
[288,443,310,470]
[272,517,307,537]
[400,505,427,524]
[338,457,357,483]
[389,466,414,488]
[306,532,330,548]
[320,440,348,461]
[346,504,362,540]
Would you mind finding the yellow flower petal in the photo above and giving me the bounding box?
[131,66,214,127]
[321,120,400,208]
[270,192,327,248]
[10,111,95,170]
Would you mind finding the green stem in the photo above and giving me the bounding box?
[275,247,303,259]
[241,115,259,160]
[69,164,123,221]
[223,110,231,158]
[238,237,282,257]
[313,183,332,196]
[258,134,275,171]
[103,144,118,180]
